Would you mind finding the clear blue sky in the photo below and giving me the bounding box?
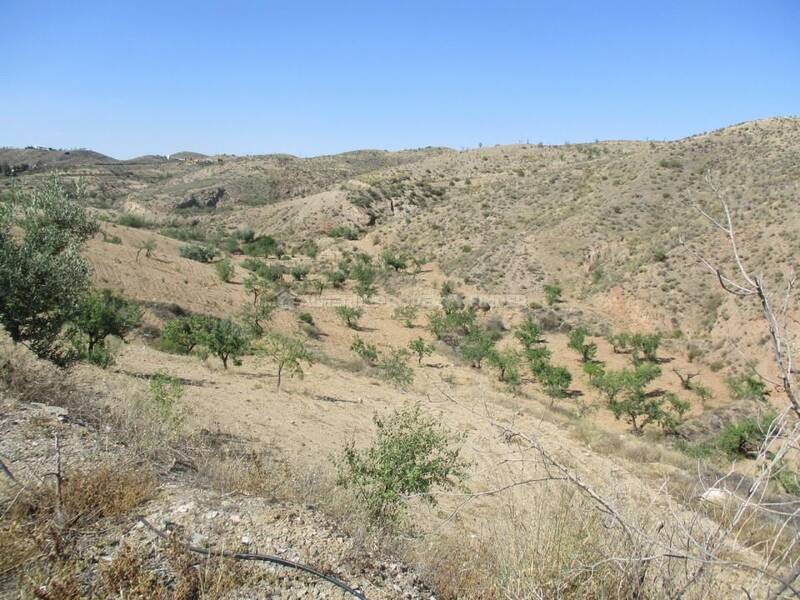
[2,1,798,158]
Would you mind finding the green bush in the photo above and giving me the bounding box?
[408,337,434,365]
[460,328,495,368]
[160,314,212,354]
[568,326,597,362]
[242,235,282,257]
[381,248,408,272]
[257,333,313,389]
[325,269,347,288]
[215,258,234,282]
[540,364,572,403]
[544,284,562,306]
[179,243,217,263]
[117,213,151,228]
[727,373,769,402]
[335,305,363,329]
[328,225,361,240]
[0,177,98,363]
[717,414,776,459]
[239,296,276,337]
[70,289,143,366]
[378,348,414,388]
[298,312,314,325]
[487,348,522,390]
[352,336,379,365]
[336,405,470,523]
[290,265,310,281]
[392,304,418,328]
[198,317,249,369]
[630,333,661,364]
[146,370,184,429]
[514,316,542,351]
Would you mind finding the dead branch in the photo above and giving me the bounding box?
[138,517,367,600]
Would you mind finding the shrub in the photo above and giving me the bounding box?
[515,316,543,351]
[198,317,249,369]
[179,243,217,263]
[257,333,313,389]
[329,225,361,240]
[608,332,633,353]
[298,311,314,325]
[242,235,281,257]
[117,213,151,228]
[727,373,769,402]
[336,405,470,523]
[353,262,378,302]
[717,414,776,458]
[460,328,495,368]
[409,337,434,365]
[630,333,661,364]
[525,345,552,378]
[382,248,408,272]
[378,348,415,388]
[290,265,309,281]
[325,269,347,288]
[487,348,522,390]
[568,326,597,362]
[134,239,156,262]
[69,289,143,365]
[335,305,363,329]
[540,364,572,403]
[428,309,475,346]
[351,336,380,365]
[0,177,98,363]
[392,304,418,328]
[544,284,562,306]
[215,258,234,282]
[146,370,184,429]
[160,314,211,354]
[235,227,255,243]
[239,297,276,337]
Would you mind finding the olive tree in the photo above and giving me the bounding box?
[0,177,98,363]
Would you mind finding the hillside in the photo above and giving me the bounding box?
[2,118,799,598]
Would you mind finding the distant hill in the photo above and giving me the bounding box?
[0,147,115,168]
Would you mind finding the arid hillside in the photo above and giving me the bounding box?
[2,118,799,598]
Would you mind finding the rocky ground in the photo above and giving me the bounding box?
[0,398,432,599]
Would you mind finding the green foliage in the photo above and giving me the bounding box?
[382,248,408,272]
[299,239,319,258]
[336,405,470,523]
[70,289,143,366]
[630,333,661,364]
[215,258,234,282]
[544,283,562,306]
[352,261,378,302]
[487,348,522,390]
[117,213,151,228]
[459,328,495,368]
[328,225,361,240]
[568,326,597,362]
[408,337,434,365]
[514,316,542,351]
[717,414,776,459]
[597,363,686,433]
[103,233,122,245]
[146,370,184,429]
[198,317,249,369]
[239,296,276,337]
[727,373,769,402]
[135,239,156,262]
[325,269,347,288]
[335,305,363,329]
[525,345,552,378]
[0,177,99,363]
[351,336,379,365]
[290,265,310,281]
[608,332,633,354]
[540,364,572,403]
[179,243,217,263]
[427,308,475,346]
[258,333,313,389]
[378,348,414,388]
[772,463,800,495]
[298,312,314,325]
[392,304,418,328]
[235,227,255,243]
[242,235,282,257]
[160,314,212,354]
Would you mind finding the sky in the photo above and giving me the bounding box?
[1,1,798,158]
